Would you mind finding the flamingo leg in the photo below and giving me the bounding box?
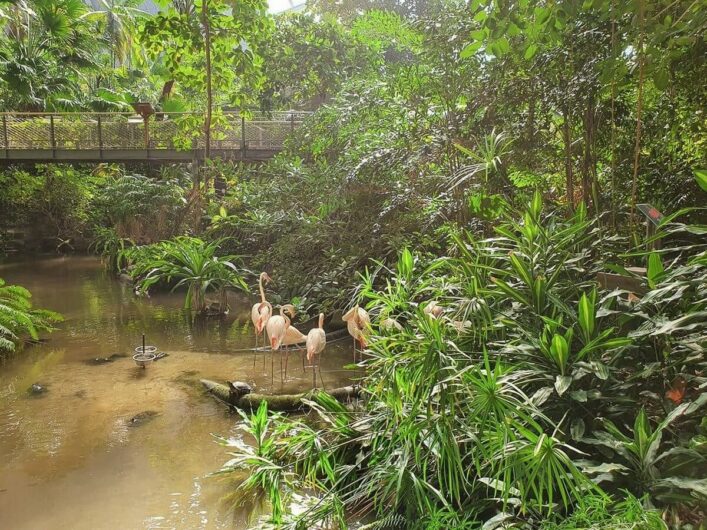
[352,337,357,364]
[312,356,317,389]
[318,363,325,390]
[253,332,258,368]
[284,349,290,380]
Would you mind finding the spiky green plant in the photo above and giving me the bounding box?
[134,237,247,314]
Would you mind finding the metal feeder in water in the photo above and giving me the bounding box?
[133,334,157,368]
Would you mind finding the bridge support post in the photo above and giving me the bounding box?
[2,115,8,159]
[241,116,246,159]
[97,115,103,160]
[49,114,56,157]
[143,115,150,156]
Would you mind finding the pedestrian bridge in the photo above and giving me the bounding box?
[0,111,311,164]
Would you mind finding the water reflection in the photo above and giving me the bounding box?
[0,256,353,529]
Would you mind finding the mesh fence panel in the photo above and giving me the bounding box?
[0,112,310,153]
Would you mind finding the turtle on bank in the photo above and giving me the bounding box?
[226,381,252,400]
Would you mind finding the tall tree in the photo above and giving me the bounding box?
[140,0,273,160]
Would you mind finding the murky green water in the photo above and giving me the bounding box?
[0,256,353,529]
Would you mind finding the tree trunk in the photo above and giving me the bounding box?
[200,379,361,412]
[630,0,646,237]
[159,80,175,105]
[610,0,617,227]
[563,106,574,213]
[582,94,598,210]
[201,0,212,162]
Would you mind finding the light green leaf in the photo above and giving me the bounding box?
[460,41,483,58]
[524,43,538,60]
[694,169,707,192]
[647,253,664,289]
[578,291,595,339]
[550,334,569,374]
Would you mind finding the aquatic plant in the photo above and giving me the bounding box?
[133,237,247,314]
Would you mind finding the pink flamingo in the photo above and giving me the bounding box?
[343,305,370,364]
[251,272,272,366]
[306,313,326,388]
[266,304,297,381]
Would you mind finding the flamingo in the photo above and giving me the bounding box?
[280,305,307,378]
[306,313,326,388]
[251,272,272,366]
[381,317,403,332]
[343,305,370,364]
[423,300,444,319]
[266,304,295,382]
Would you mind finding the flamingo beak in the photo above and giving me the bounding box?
[270,336,278,350]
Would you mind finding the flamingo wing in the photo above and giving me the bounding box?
[256,302,272,333]
[282,324,307,346]
[267,315,287,350]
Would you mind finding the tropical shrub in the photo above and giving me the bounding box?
[217,194,706,528]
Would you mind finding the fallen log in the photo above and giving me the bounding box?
[200,379,360,412]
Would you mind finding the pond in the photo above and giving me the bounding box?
[0,256,354,529]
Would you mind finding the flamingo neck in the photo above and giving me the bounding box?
[258,275,266,304]
[318,313,324,329]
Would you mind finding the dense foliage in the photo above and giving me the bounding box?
[0,0,705,527]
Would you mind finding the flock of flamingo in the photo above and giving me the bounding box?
[250,272,370,387]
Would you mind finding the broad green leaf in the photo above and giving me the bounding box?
[550,334,569,374]
[590,361,610,380]
[578,291,595,339]
[653,68,669,90]
[571,418,585,440]
[524,43,538,60]
[647,252,664,289]
[576,461,630,475]
[570,390,587,402]
[555,374,572,396]
[694,169,707,192]
[654,477,707,498]
[460,41,482,58]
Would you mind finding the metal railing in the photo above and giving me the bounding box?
[0,111,311,159]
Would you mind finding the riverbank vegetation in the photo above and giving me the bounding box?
[0,278,61,353]
[0,0,705,528]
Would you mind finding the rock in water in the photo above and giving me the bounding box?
[27,383,47,396]
[84,353,127,365]
[127,410,160,427]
